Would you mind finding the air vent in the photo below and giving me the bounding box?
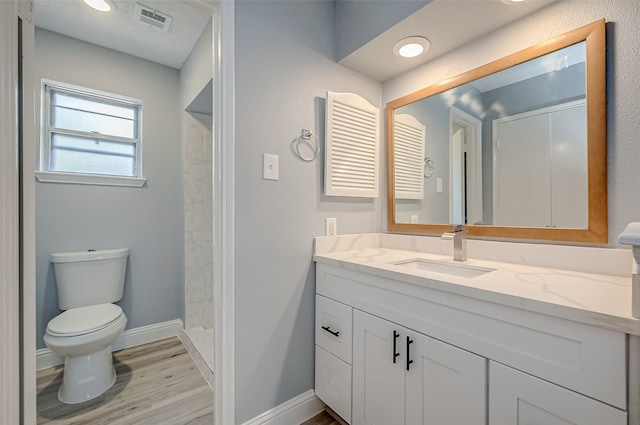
[134,3,172,32]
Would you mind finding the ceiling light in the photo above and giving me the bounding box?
[500,0,526,4]
[393,37,430,59]
[83,0,111,12]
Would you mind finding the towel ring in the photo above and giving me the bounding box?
[294,129,321,162]
[424,157,434,178]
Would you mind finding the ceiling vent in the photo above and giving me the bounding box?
[133,3,172,32]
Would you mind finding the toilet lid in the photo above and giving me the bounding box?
[47,303,123,337]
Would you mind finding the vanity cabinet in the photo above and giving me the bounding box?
[315,295,353,423]
[314,263,629,425]
[352,310,486,425]
[489,362,626,425]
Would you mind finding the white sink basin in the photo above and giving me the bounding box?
[391,258,496,278]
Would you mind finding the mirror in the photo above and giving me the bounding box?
[387,19,607,243]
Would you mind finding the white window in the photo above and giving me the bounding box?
[37,80,145,187]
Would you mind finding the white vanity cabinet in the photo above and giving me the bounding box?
[314,262,630,425]
[489,362,626,425]
[315,295,353,423]
[352,310,486,425]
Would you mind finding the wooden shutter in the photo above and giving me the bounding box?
[394,113,425,200]
[325,91,380,198]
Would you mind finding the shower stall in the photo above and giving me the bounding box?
[180,106,214,387]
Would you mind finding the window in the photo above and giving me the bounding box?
[37,80,145,186]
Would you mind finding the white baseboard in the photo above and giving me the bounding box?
[36,319,184,371]
[241,390,325,425]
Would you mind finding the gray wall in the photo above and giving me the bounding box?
[383,1,640,246]
[35,29,184,349]
[234,1,380,422]
[336,0,431,61]
[180,19,213,112]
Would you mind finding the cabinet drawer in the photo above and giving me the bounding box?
[316,295,352,363]
[316,346,352,424]
[489,361,626,425]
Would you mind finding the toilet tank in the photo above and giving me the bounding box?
[51,248,129,310]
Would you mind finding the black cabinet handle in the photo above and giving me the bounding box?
[406,336,414,371]
[321,326,339,337]
[393,330,400,363]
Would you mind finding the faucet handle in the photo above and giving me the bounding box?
[454,224,466,233]
[441,232,455,240]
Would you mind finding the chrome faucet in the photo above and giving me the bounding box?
[441,225,467,262]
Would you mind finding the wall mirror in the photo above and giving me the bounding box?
[386,19,607,243]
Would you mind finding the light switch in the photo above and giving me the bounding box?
[436,177,443,193]
[263,153,279,180]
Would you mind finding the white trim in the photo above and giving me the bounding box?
[214,0,236,424]
[36,319,183,371]
[240,390,325,425]
[35,171,147,187]
[20,1,38,422]
[0,1,21,422]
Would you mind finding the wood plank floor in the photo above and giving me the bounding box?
[302,410,342,425]
[37,336,342,425]
[37,337,214,425]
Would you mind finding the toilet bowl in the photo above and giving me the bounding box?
[45,248,129,404]
[44,304,127,404]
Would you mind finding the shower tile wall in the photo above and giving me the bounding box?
[184,112,213,329]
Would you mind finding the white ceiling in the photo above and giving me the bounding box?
[340,0,556,82]
[34,0,213,70]
[34,0,556,80]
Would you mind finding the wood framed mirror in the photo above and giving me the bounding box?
[386,19,607,243]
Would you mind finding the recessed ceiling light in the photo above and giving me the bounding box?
[393,37,431,59]
[83,0,111,12]
[500,0,526,4]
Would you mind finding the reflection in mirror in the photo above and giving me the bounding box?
[387,20,607,243]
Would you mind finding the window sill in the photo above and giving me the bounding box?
[35,171,146,187]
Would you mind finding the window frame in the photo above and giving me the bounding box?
[36,79,146,187]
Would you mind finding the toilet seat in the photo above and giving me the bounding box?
[47,303,123,337]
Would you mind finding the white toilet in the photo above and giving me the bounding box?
[44,248,129,404]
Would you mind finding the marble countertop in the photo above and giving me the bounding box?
[314,244,640,336]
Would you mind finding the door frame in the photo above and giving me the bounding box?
[449,106,483,225]
[0,0,21,422]
[212,0,236,424]
[11,0,237,423]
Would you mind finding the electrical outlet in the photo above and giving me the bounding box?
[325,218,337,236]
[410,215,419,224]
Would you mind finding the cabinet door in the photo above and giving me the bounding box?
[490,362,627,425]
[353,310,405,425]
[406,331,486,425]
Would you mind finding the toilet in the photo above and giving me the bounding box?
[44,248,129,404]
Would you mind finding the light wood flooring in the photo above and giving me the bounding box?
[37,336,341,425]
[37,337,214,424]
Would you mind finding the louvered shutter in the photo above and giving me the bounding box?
[394,113,425,200]
[325,91,380,198]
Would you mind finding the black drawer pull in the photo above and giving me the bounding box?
[321,326,340,337]
[406,336,414,371]
[393,330,400,363]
